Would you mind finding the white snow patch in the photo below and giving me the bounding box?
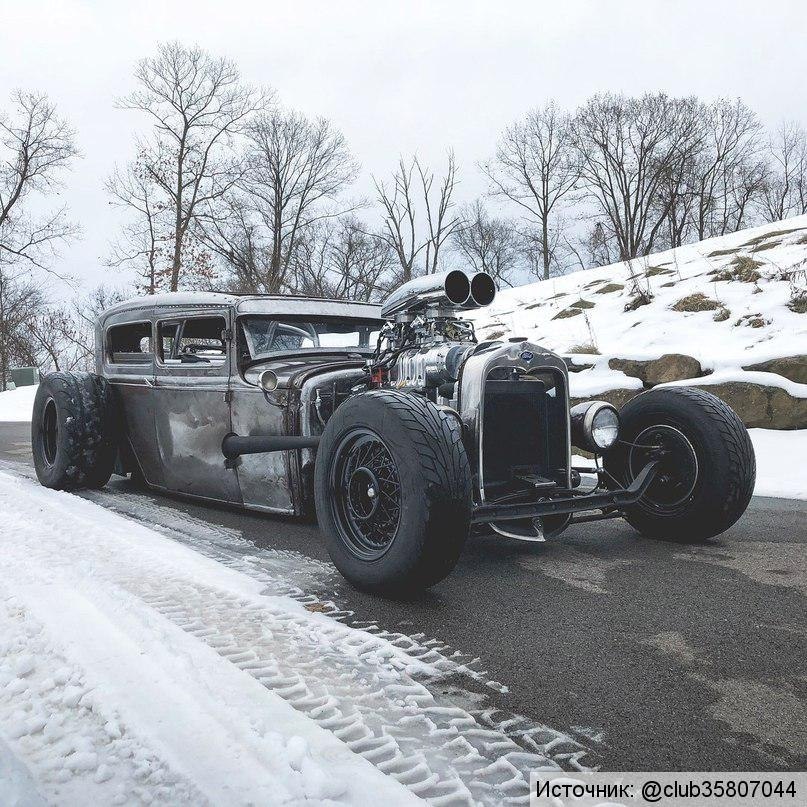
[0,385,37,423]
[749,429,807,500]
[0,470,423,806]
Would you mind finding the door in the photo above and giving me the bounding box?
[103,318,164,486]
[153,312,241,503]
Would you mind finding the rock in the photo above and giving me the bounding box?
[608,354,702,386]
[767,387,807,429]
[595,282,624,294]
[677,382,807,429]
[562,357,595,373]
[742,356,807,385]
[644,354,703,385]
[570,387,640,411]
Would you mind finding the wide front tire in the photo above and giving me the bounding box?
[314,390,472,594]
[32,372,118,490]
[604,386,755,541]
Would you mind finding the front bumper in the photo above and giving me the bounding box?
[470,459,660,524]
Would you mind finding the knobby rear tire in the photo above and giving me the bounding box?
[32,372,118,490]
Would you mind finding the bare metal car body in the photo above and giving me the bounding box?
[97,293,383,515]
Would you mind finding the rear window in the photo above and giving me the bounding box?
[107,322,152,364]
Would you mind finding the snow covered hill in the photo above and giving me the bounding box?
[469,215,807,431]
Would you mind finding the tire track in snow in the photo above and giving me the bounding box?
[1,462,599,804]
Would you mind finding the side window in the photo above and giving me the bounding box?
[157,316,227,367]
[107,322,152,364]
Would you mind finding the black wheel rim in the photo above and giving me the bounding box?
[628,424,699,512]
[42,398,58,466]
[329,428,401,560]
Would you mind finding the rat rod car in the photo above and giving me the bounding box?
[32,270,756,593]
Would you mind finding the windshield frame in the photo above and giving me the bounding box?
[237,314,382,364]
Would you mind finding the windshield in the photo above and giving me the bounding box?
[240,316,382,361]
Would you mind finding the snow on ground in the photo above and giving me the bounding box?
[0,469,587,806]
[0,384,37,422]
[748,429,807,500]
[469,215,807,394]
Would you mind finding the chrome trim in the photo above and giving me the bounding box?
[456,340,572,503]
[380,269,472,319]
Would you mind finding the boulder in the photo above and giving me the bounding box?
[608,354,702,386]
[571,380,807,429]
[674,381,807,430]
[570,387,640,411]
[742,355,807,385]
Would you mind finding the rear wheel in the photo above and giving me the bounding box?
[315,390,472,594]
[604,386,755,541]
[32,372,118,490]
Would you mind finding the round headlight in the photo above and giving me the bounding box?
[590,405,620,450]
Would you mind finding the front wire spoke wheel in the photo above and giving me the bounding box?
[330,429,402,559]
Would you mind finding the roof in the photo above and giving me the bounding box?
[99,291,383,324]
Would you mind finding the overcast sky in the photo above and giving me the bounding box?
[2,0,805,298]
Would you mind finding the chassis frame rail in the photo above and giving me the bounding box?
[471,459,661,523]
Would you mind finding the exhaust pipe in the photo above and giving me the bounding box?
[380,269,471,319]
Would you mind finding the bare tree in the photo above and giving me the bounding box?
[287,217,395,301]
[760,121,807,221]
[452,200,520,286]
[106,148,171,293]
[570,92,702,261]
[0,90,79,276]
[689,98,763,240]
[481,101,580,279]
[0,267,45,389]
[200,108,359,293]
[116,42,269,291]
[371,151,462,282]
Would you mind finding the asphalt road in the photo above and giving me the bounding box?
[2,420,805,773]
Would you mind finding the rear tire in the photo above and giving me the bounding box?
[604,386,755,541]
[314,390,472,594]
[32,372,118,490]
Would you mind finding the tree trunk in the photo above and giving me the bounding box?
[542,216,550,280]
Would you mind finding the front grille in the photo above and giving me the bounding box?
[481,369,569,495]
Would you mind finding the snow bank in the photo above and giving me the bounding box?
[0,470,422,806]
[749,429,807,500]
[470,215,807,394]
[0,385,37,422]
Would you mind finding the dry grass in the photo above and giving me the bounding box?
[645,265,672,277]
[712,255,763,283]
[595,282,624,294]
[552,307,583,320]
[788,289,807,314]
[751,240,781,253]
[708,247,739,258]
[569,298,595,309]
[742,227,805,247]
[671,292,721,312]
[624,291,653,312]
[734,313,770,328]
[567,342,600,355]
[485,329,506,339]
